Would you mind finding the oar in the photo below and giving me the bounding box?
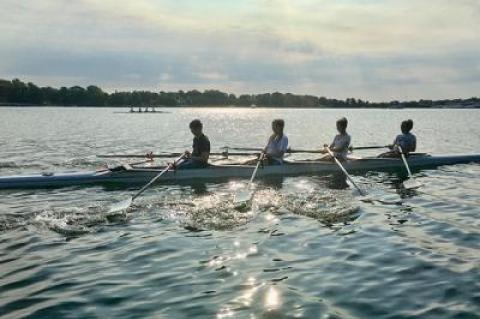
[222,146,262,152]
[398,146,422,189]
[99,153,182,158]
[223,146,389,154]
[107,153,187,213]
[286,149,324,154]
[233,151,266,208]
[222,146,325,154]
[325,147,366,196]
[350,145,389,150]
[98,152,256,159]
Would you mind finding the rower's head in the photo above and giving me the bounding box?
[401,119,413,134]
[336,117,348,133]
[189,119,203,136]
[271,119,285,135]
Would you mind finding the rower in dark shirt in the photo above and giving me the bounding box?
[177,119,211,169]
[379,119,416,158]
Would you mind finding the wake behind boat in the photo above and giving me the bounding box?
[1,153,479,190]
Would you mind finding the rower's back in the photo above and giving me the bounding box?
[394,119,416,154]
[394,132,416,154]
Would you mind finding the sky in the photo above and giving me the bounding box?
[0,0,479,101]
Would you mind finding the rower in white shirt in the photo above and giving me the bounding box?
[264,119,289,165]
[320,117,351,161]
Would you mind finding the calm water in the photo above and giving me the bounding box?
[1,107,479,318]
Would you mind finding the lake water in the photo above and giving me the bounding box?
[1,107,479,318]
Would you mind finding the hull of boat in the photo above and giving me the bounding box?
[0,154,479,190]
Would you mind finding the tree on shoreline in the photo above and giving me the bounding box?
[0,78,478,108]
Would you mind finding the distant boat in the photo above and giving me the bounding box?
[115,106,169,114]
[250,104,257,108]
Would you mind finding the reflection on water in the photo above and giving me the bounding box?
[0,107,479,318]
[265,286,281,310]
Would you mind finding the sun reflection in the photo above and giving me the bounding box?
[217,276,260,317]
[264,212,279,223]
[264,286,281,310]
[238,277,261,307]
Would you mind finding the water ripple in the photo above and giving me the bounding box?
[1,108,479,318]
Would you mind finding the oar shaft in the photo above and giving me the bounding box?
[287,149,324,154]
[132,153,185,200]
[351,145,389,150]
[249,153,265,185]
[223,146,388,154]
[224,146,326,154]
[223,146,262,152]
[98,152,256,159]
[398,146,413,177]
[326,148,365,196]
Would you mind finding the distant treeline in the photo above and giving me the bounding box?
[1,78,479,108]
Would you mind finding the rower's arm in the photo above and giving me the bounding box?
[191,151,210,163]
[330,139,349,153]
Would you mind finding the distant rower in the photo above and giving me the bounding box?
[321,117,351,160]
[264,119,289,165]
[381,119,416,157]
[177,119,211,169]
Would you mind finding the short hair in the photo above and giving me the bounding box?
[272,119,285,130]
[401,119,413,133]
[337,117,348,129]
[406,119,413,131]
[189,119,203,130]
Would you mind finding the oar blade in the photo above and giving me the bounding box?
[107,197,133,214]
[233,190,253,210]
[403,179,422,190]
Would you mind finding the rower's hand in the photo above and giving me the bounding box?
[184,150,191,158]
[145,151,154,161]
[387,144,394,150]
[348,146,353,152]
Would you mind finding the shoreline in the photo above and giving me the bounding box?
[1,104,479,109]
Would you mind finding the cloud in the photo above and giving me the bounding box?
[0,0,479,100]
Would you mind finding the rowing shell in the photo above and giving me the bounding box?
[0,153,479,190]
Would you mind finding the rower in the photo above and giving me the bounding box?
[264,119,289,165]
[380,119,416,157]
[177,119,211,169]
[320,117,351,161]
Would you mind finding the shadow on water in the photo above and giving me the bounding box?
[326,172,349,190]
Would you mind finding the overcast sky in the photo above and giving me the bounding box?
[0,0,479,101]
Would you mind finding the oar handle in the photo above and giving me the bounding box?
[326,147,365,196]
[132,153,186,201]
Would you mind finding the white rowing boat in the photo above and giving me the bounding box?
[0,153,479,190]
